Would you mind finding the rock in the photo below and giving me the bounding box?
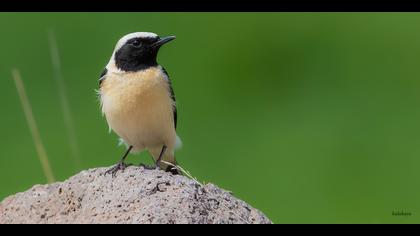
[0,166,272,224]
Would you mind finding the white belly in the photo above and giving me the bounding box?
[100,67,176,153]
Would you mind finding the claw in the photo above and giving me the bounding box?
[105,162,131,177]
[139,163,160,171]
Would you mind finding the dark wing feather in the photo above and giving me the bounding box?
[99,68,108,87]
[161,67,177,130]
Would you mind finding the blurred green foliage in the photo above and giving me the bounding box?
[1,13,420,223]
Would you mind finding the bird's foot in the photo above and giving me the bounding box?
[139,163,161,171]
[140,163,180,175]
[166,166,181,175]
[105,162,132,177]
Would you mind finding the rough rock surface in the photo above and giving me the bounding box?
[0,166,272,224]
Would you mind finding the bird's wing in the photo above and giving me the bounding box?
[99,68,108,87]
[161,67,177,130]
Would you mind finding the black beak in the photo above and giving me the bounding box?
[152,36,176,48]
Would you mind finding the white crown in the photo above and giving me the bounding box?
[114,32,158,53]
[106,32,159,73]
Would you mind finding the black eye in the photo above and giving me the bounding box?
[131,40,141,47]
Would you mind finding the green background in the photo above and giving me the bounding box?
[0,13,419,223]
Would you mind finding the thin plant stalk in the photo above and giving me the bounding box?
[48,29,82,169]
[12,69,55,183]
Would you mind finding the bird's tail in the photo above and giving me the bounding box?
[175,135,183,150]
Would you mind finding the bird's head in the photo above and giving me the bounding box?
[107,32,175,72]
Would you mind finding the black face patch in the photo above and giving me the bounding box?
[114,37,160,72]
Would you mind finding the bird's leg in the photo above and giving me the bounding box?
[105,145,133,177]
[140,145,167,171]
[156,145,167,168]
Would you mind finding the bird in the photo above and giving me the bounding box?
[98,32,181,176]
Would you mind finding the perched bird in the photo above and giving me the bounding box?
[98,32,180,176]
